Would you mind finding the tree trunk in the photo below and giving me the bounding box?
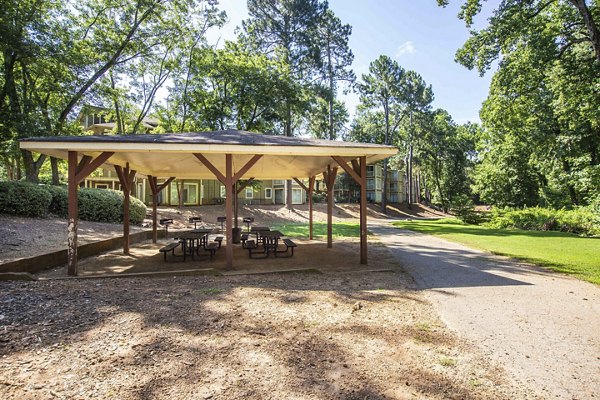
[407,111,414,209]
[285,102,294,210]
[21,150,45,183]
[569,0,600,62]
[408,144,414,206]
[50,157,60,185]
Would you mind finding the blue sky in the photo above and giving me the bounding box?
[207,0,496,124]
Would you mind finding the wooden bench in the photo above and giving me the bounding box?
[204,242,219,259]
[159,241,181,261]
[244,239,267,259]
[277,238,297,257]
[214,236,224,248]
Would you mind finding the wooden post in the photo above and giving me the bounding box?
[332,156,368,264]
[66,151,114,276]
[148,176,175,243]
[67,151,78,276]
[194,153,262,270]
[115,163,136,254]
[359,156,367,264]
[308,177,315,240]
[225,154,234,268]
[324,165,338,248]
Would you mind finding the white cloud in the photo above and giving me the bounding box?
[396,41,416,56]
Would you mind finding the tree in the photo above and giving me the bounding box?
[440,0,600,208]
[402,71,433,206]
[1,0,224,182]
[160,43,294,133]
[313,9,355,140]
[306,96,349,139]
[357,55,408,212]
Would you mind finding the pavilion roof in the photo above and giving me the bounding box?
[20,130,397,180]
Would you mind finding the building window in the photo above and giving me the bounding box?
[170,182,199,205]
[245,186,253,199]
[366,165,374,177]
[265,188,272,199]
[220,185,226,198]
[273,180,285,185]
[367,179,375,190]
[292,188,303,204]
[95,183,109,189]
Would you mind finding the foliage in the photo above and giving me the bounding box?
[43,184,69,217]
[0,181,52,217]
[78,188,146,224]
[0,0,225,182]
[393,218,600,285]
[439,0,600,208]
[449,194,487,225]
[486,207,600,236]
[0,181,145,223]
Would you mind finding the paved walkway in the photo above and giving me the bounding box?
[370,221,600,400]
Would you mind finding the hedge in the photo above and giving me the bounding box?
[486,207,600,236]
[0,181,146,224]
[0,181,52,217]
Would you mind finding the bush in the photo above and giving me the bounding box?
[0,181,52,217]
[449,195,488,225]
[78,188,146,224]
[0,181,146,224]
[312,192,326,203]
[486,207,599,236]
[43,184,68,217]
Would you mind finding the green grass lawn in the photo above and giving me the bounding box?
[392,219,600,285]
[271,222,360,238]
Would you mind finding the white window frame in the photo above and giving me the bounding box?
[95,183,109,189]
[292,188,303,205]
[220,185,226,198]
[264,188,272,199]
[184,183,199,205]
[245,186,254,199]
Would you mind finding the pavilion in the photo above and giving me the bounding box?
[20,130,397,275]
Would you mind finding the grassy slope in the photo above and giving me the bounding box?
[271,222,360,238]
[392,219,600,285]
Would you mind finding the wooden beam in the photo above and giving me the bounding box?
[157,177,175,192]
[351,159,360,176]
[236,178,255,194]
[292,177,308,192]
[359,156,367,264]
[225,154,234,269]
[74,152,114,184]
[194,153,226,183]
[76,155,92,175]
[332,156,361,185]
[67,151,79,276]
[232,155,262,182]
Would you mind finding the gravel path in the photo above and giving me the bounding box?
[370,221,600,400]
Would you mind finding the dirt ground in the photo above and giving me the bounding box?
[0,269,537,399]
[2,203,537,400]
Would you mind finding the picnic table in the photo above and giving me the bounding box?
[174,230,210,261]
[260,230,284,256]
[250,226,270,244]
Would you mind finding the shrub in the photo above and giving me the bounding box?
[449,194,488,225]
[486,207,599,236]
[43,184,68,217]
[78,188,146,224]
[0,181,52,217]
